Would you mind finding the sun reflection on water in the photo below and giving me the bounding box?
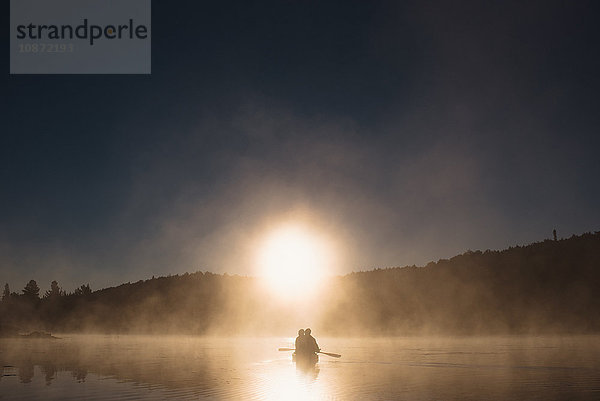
[258,359,329,401]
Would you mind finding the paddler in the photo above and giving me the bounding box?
[295,329,307,354]
[304,328,320,354]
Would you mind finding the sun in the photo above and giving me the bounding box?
[256,224,332,299]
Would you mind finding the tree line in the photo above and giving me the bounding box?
[1,231,599,335]
[320,231,600,334]
[1,280,92,334]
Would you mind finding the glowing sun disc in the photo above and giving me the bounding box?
[257,225,331,299]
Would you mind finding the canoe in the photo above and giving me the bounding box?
[292,352,319,364]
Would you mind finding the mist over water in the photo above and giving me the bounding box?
[2,220,597,401]
[1,335,599,400]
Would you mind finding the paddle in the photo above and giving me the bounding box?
[318,351,341,358]
[278,348,341,358]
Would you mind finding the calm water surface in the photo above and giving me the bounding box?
[1,335,599,400]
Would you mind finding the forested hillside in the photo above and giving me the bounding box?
[2,232,599,335]
[323,232,600,334]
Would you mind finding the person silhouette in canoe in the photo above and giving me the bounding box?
[295,329,306,354]
[304,328,320,354]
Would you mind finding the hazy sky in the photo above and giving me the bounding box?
[3,1,600,292]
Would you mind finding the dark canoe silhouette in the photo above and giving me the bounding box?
[292,352,319,364]
[278,348,341,359]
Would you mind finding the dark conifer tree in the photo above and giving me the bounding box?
[2,283,9,301]
[44,281,62,298]
[23,280,40,301]
[74,284,92,297]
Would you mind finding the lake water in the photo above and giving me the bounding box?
[1,335,599,400]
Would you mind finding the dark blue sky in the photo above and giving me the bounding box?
[3,0,600,291]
